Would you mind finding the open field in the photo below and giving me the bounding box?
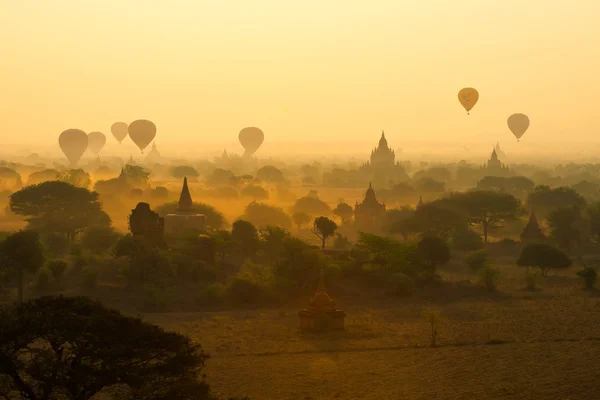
[142,263,600,399]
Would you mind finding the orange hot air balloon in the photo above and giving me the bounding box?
[111,122,129,143]
[239,127,264,156]
[59,129,88,166]
[128,119,156,153]
[87,131,106,155]
[507,113,530,141]
[458,88,479,115]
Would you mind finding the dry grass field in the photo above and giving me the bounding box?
[141,262,600,399]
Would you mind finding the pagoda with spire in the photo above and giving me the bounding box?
[481,147,511,176]
[354,182,386,233]
[298,270,345,331]
[520,210,547,244]
[163,177,206,235]
[145,142,161,163]
[360,131,409,188]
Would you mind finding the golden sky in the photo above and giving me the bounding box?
[1,0,599,154]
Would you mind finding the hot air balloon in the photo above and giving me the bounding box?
[87,131,106,155]
[458,88,479,115]
[59,129,88,166]
[239,127,264,156]
[507,113,530,141]
[111,122,129,144]
[128,119,156,153]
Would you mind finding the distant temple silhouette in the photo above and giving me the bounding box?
[354,182,386,232]
[481,147,511,176]
[360,131,409,187]
[145,142,161,163]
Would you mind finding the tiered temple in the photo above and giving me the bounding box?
[298,270,345,331]
[354,182,386,232]
[163,177,206,235]
[481,147,511,176]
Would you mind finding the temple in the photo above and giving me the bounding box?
[145,142,161,163]
[163,177,206,235]
[520,210,546,244]
[360,131,409,187]
[481,147,511,176]
[354,182,386,232]
[298,270,345,331]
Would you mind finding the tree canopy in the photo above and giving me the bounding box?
[312,216,338,249]
[242,202,292,229]
[517,243,572,276]
[9,181,111,241]
[526,185,586,219]
[155,201,226,230]
[0,296,211,400]
[451,190,521,242]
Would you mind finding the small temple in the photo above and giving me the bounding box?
[163,177,206,235]
[520,210,546,244]
[298,270,345,332]
[354,182,386,232]
[417,195,424,209]
[145,142,161,163]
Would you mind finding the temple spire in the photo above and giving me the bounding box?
[417,195,424,208]
[317,269,327,292]
[177,177,195,213]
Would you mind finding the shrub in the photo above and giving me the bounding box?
[464,250,489,271]
[479,266,500,292]
[422,309,440,347]
[577,266,597,290]
[417,236,451,269]
[386,272,415,296]
[524,267,540,291]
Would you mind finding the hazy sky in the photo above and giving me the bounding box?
[2,0,599,155]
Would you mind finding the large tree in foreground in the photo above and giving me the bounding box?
[9,181,110,242]
[0,296,211,400]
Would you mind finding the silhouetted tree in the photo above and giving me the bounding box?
[242,202,292,229]
[81,226,120,255]
[25,168,59,186]
[171,165,200,179]
[57,168,91,188]
[259,226,290,263]
[517,243,572,276]
[9,181,110,242]
[206,168,235,186]
[292,195,331,217]
[256,165,286,184]
[417,235,451,270]
[588,201,600,242]
[0,230,45,303]
[403,202,467,239]
[232,220,260,259]
[333,202,353,224]
[312,216,338,249]
[547,205,586,252]
[241,184,269,200]
[526,185,586,219]
[0,296,211,399]
[414,177,445,194]
[453,190,521,242]
[123,164,150,186]
[292,211,311,230]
